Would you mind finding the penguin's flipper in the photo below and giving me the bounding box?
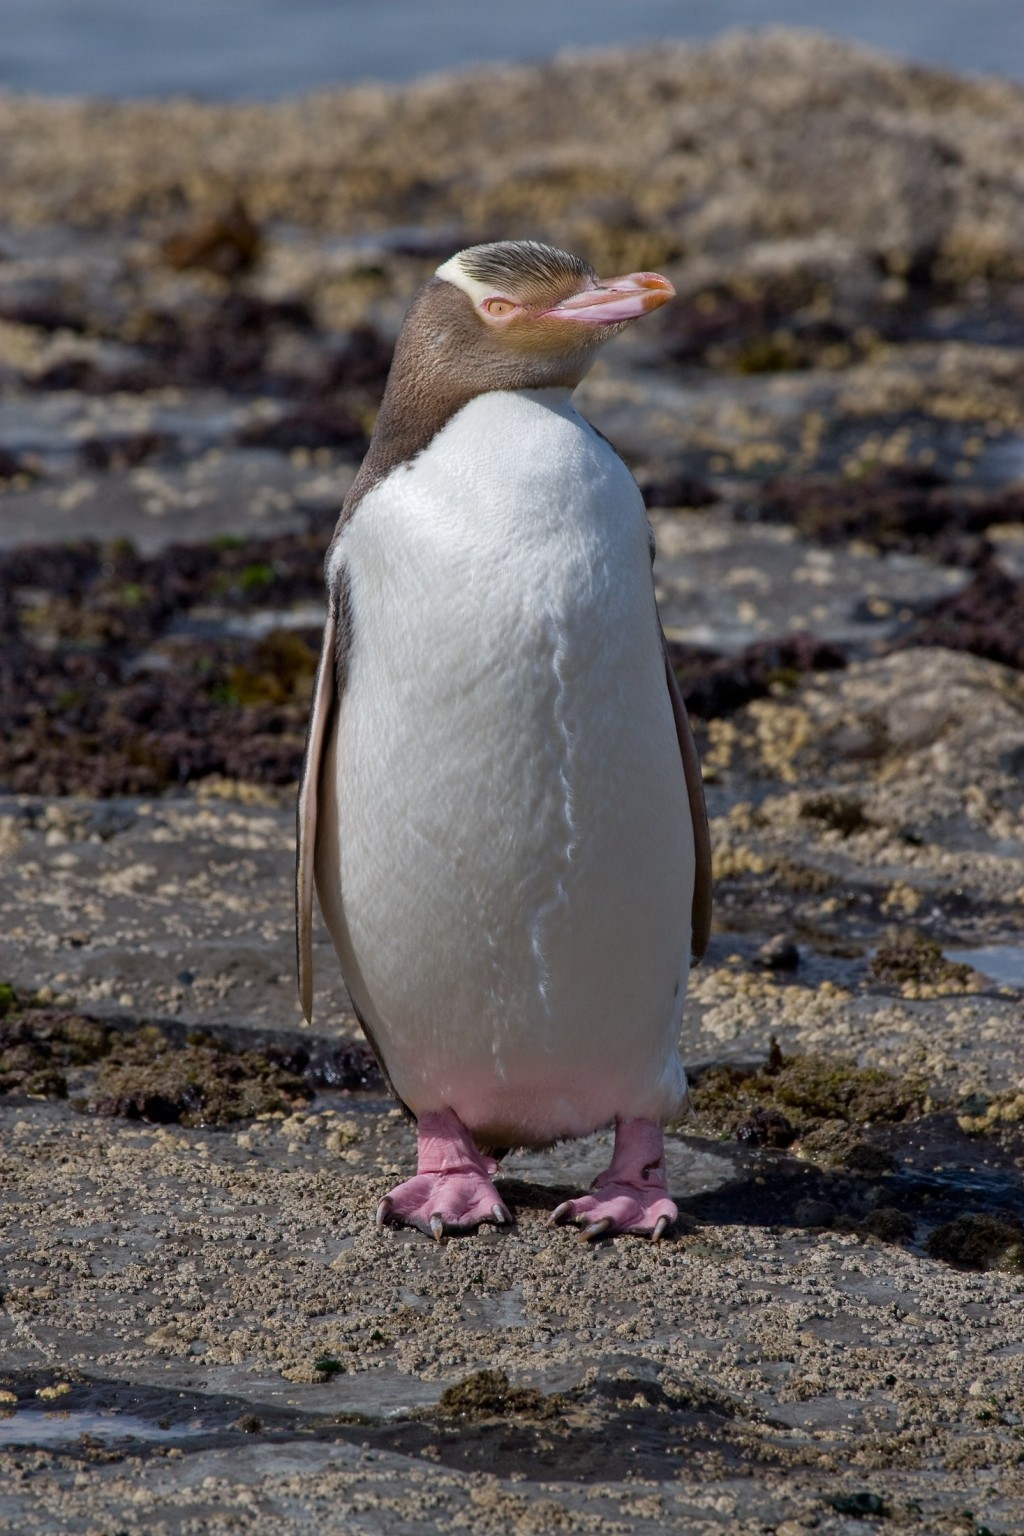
[296,601,338,1024]
[662,633,713,965]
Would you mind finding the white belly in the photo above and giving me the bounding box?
[315,389,694,1145]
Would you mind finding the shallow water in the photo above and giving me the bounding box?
[948,944,1024,989]
[0,1408,205,1446]
[3,0,1023,99]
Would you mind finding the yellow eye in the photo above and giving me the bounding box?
[483,298,516,318]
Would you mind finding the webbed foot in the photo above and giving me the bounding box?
[552,1118,677,1241]
[375,1109,512,1239]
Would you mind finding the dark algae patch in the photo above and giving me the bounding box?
[0,999,113,1099]
[686,1041,1024,1267]
[79,1027,310,1127]
[747,467,1024,567]
[0,996,381,1123]
[799,793,872,838]
[0,634,315,795]
[1,533,856,796]
[667,633,847,720]
[0,526,344,793]
[436,1369,563,1423]
[893,561,1024,672]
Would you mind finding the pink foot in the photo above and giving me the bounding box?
[552,1118,678,1241]
[375,1109,512,1240]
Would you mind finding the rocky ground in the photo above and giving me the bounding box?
[1,30,1023,1536]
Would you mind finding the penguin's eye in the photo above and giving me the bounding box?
[482,298,517,318]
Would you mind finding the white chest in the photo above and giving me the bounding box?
[317,388,693,1141]
[331,387,651,664]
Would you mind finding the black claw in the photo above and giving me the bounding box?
[579,1217,613,1243]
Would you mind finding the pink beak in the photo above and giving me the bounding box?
[545,271,675,325]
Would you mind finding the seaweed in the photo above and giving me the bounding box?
[436,1370,563,1423]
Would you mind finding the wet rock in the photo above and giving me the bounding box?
[733,1107,796,1148]
[925,1214,1024,1272]
[739,649,1024,829]
[0,36,1021,1533]
[870,933,974,991]
[858,1207,916,1243]
[436,1370,561,1423]
[792,1198,836,1229]
[753,935,801,971]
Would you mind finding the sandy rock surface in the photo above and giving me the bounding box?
[2,31,1024,1536]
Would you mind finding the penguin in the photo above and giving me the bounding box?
[297,240,711,1241]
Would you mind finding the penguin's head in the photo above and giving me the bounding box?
[400,240,674,393]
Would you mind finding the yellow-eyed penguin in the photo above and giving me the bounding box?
[297,240,712,1241]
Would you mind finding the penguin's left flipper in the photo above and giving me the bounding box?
[551,1117,678,1242]
[662,631,712,967]
[296,602,338,1024]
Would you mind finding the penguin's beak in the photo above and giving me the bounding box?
[545,271,675,325]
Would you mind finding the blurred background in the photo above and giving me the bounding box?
[3,0,1024,96]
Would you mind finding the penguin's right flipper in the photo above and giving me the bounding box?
[295,601,338,1024]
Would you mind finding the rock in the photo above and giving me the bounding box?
[753,935,801,971]
[733,1106,796,1148]
[859,1207,916,1243]
[925,1214,1024,1272]
[792,1198,836,1228]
